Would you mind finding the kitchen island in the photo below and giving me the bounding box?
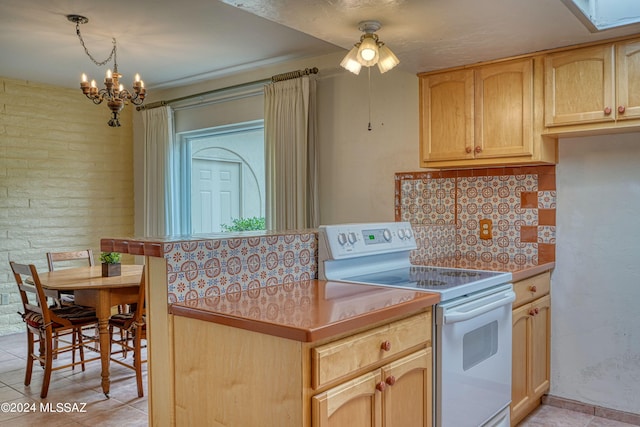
[101,231,439,426]
[171,280,439,427]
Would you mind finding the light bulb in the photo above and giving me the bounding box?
[357,35,379,66]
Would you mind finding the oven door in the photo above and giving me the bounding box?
[435,285,515,427]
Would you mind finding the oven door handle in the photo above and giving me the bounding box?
[443,290,515,324]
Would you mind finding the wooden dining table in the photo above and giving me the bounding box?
[38,264,144,397]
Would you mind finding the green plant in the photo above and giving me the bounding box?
[220,217,266,232]
[100,252,121,264]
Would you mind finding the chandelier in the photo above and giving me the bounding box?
[340,21,400,75]
[67,14,146,127]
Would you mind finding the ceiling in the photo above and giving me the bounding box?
[1,0,640,91]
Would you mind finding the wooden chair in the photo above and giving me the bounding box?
[46,249,94,305]
[109,270,147,397]
[46,249,98,355]
[46,249,95,271]
[10,261,100,398]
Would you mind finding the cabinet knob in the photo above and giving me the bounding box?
[535,307,540,315]
[475,146,482,154]
[466,147,473,154]
[618,105,626,114]
[381,340,392,352]
[385,376,396,386]
[529,308,537,316]
[529,285,537,293]
[604,107,612,115]
[376,381,386,392]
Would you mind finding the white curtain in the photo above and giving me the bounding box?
[264,76,319,230]
[142,106,177,236]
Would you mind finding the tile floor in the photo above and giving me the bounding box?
[0,331,637,427]
[0,332,147,426]
[520,404,639,427]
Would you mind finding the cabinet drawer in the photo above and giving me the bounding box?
[312,310,431,390]
[513,271,550,309]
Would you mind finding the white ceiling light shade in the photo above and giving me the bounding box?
[377,43,400,73]
[339,46,363,75]
[341,20,400,75]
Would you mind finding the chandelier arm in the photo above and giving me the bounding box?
[75,22,117,67]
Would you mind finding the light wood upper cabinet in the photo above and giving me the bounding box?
[475,59,534,159]
[545,44,615,126]
[419,57,554,168]
[616,39,640,121]
[419,69,474,162]
[545,37,640,129]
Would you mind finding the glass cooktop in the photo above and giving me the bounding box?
[343,266,512,301]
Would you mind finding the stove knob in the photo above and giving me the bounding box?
[348,232,357,244]
[398,228,406,239]
[405,228,413,239]
[383,229,392,242]
[337,233,347,246]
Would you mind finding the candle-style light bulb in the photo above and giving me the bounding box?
[134,73,140,82]
[140,80,144,88]
[119,84,124,92]
[106,69,112,79]
[90,80,97,88]
[81,73,87,83]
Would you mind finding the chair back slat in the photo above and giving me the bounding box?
[46,249,94,271]
[134,270,146,324]
[10,262,51,325]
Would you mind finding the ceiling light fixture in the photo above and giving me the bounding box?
[67,14,146,127]
[340,20,400,75]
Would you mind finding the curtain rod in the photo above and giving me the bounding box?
[137,67,318,111]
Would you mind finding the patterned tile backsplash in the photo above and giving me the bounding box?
[396,166,556,267]
[163,232,317,302]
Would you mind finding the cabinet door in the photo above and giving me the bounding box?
[616,39,640,121]
[511,303,532,423]
[530,295,551,398]
[420,69,474,162]
[545,44,615,126]
[510,295,551,426]
[475,59,533,158]
[312,370,382,427]
[382,348,432,427]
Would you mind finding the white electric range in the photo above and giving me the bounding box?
[318,222,514,427]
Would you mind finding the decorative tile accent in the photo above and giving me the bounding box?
[162,232,317,303]
[395,166,556,267]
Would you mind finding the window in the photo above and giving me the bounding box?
[561,0,640,31]
[178,120,265,233]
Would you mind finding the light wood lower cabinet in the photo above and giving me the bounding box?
[312,348,432,427]
[172,309,432,427]
[511,272,551,426]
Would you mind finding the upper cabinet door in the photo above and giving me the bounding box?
[419,69,474,162]
[544,44,615,126]
[474,58,534,159]
[616,39,640,121]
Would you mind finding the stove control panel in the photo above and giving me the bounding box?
[319,222,417,260]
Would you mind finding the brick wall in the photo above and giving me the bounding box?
[0,77,135,335]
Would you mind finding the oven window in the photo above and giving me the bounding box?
[463,320,498,371]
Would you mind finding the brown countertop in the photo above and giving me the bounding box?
[169,279,440,343]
